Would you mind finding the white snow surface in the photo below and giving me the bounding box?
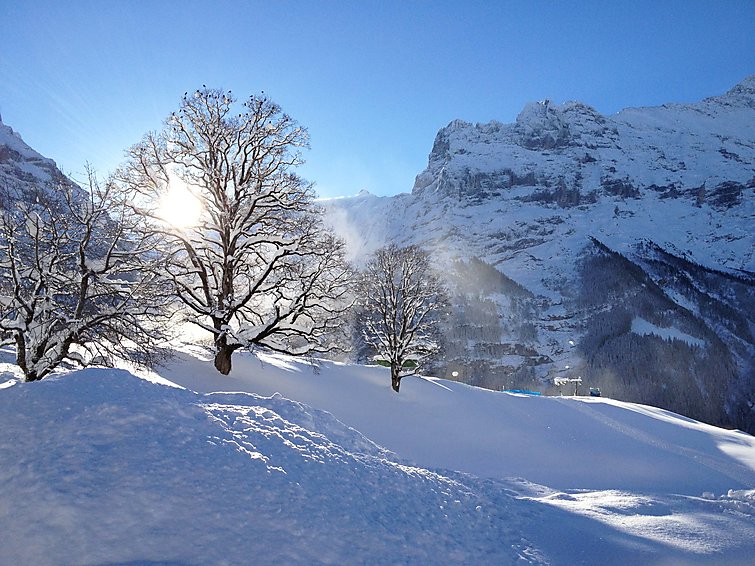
[1,346,754,565]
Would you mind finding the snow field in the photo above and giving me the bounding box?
[0,347,754,564]
[0,369,537,564]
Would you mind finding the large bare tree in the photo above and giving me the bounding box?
[115,89,351,374]
[0,171,171,382]
[356,245,447,392]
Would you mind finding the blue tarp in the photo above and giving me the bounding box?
[503,389,542,396]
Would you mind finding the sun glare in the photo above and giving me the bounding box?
[158,172,203,229]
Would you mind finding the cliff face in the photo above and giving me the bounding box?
[328,77,755,432]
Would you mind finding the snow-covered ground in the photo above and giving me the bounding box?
[1,346,754,564]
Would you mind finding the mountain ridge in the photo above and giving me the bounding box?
[413,75,754,205]
[0,113,75,203]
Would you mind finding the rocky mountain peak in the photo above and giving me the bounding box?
[0,117,72,201]
[514,100,572,150]
[510,99,619,152]
[704,74,755,108]
[411,77,754,203]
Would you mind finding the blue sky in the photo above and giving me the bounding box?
[1,1,753,198]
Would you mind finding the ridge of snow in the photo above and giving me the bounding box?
[158,348,755,494]
[0,369,535,564]
[412,74,754,199]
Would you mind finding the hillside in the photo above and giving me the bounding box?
[1,349,754,565]
[326,77,755,433]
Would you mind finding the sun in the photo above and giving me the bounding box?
[157,172,203,229]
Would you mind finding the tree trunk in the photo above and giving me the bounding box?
[391,364,401,393]
[24,371,41,383]
[214,343,234,375]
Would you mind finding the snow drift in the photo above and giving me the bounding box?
[1,348,754,565]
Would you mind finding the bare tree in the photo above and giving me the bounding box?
[356,245,447,392]
[0,170,171,382]
[114,88,352,374]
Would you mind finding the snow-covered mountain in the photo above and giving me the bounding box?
[0,114,75,200]
[327,76,755,433]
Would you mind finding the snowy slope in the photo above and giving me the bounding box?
[325,77,755,433]
[155,348,755,495]
[1,350,754,565]
[0,370,536,564]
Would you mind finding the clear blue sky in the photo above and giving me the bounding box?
[1,1,753,198]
